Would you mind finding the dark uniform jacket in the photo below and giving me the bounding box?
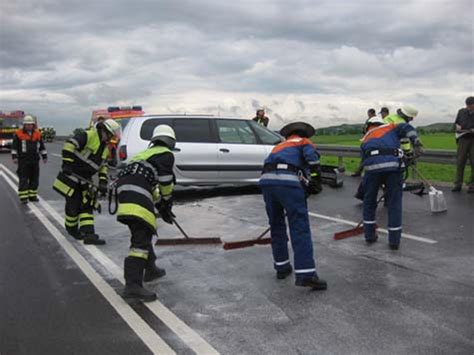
[455,108,474,140]
[11,129,47,162]
[252,116,269,127]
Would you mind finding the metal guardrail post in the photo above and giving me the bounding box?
[411,162,418,179]
[338,156,344,171]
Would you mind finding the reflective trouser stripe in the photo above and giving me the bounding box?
[53,178,75,197]
[128,248,149,260]
[28,190,37,197]
[65,215,79,227]
[18,190,29,199]
[79,213,94,227]
[275,259,290,266]
[117,203,156,230]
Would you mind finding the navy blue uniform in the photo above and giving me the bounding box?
[360,123,418,247]
[259,135,321,281]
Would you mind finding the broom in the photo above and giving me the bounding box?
[155,216,222,245]
[222,226,272,250]
[333,194,385,240]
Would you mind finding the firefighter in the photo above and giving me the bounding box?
[259,122,327,290]
[116,125,176,302]
[252,109,269,127]
[11,115,47,204]
[361,117,422,250]
[53,119,121,245]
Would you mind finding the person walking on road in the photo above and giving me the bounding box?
[53,119,121,245]
[259,121,327,290]
[360,117,422,250]
[252,109,270,127]
[452,96,474,193]
[116,125,176,302]
[11,114,47,204]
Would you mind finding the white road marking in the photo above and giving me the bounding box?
[0,163,220,355]
[0,170,175,355]
[52,153,62,158]
[308,211,437,244]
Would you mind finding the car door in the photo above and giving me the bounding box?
[215,119,268,182]
[172,118,219,182]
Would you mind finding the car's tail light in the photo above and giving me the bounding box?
[118,145,127,161]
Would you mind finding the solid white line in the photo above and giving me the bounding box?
[0,170,175,355]
[308,211,437,244]
[52,153,62,158]
[0,163,220,354]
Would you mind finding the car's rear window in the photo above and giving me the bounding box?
[173,118,213,143]
[140,118,174,140]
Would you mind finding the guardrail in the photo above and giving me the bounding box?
[317,144,457,165]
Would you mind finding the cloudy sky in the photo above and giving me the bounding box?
[0,0,472,134]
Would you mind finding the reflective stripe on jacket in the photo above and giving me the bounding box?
[11,129,47,161]
[259,135,320,188]
[360,123,418,173]
[117,145,175,233]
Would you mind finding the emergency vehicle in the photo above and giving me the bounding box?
[89,106,144,166]
[0,111,25,150]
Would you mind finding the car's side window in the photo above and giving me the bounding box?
[173,119,213,143]
[249,120,282,145]
[216,120,257,144]
[140,118,173,140]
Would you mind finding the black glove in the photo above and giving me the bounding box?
[98,181,108,197]
[308,176,323,195]
[62,164,73,176]
[156,198,175,224]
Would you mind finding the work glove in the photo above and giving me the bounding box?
[98,181,108,197]
[308,176,323,195]
[62,164,73,176]
[156,198,175,224]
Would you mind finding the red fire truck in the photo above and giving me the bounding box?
[0,111,25,151]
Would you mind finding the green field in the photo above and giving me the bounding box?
[316,133,470,184]
[314,133,457,150]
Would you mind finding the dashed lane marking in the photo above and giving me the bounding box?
[308,212,437,244]
[0,164,220,355]
[0,170,175,355]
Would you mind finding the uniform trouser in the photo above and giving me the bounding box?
[261,185,317,281]
[125,221,154,286]
[17,160,39,201]
[65,182,95,235]
[454,137,474,187]
[363,171,403,246]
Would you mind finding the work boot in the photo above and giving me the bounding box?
[82,233,106,245]
[276,265,293,280]
[21,199,28,205]
[365,234,378,245]
[144,246,166,282]
[144,265,166,282]
[389,244,399,250]
[29,196,39,202]
[66,227,83,240]
[123,257,157,302]
[295,276,328,290]
[451,185,462,192]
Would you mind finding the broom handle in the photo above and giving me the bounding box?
[354,193,386,229]
[411,166,434,189]
[171,216,191,239]
[256,226,271,240]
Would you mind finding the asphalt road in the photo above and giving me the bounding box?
[0,142,473,355]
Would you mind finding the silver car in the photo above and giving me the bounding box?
[117,115,282,186]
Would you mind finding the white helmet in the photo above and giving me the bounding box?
[151,124,176,149]
[366,116,385,126]
[400,105,418,119]
[102,119,121,140]
[23,115,36,125]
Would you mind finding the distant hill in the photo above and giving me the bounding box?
[316,122,454,135]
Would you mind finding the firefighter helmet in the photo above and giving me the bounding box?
[400,105,418,119]
[366,117,385,126]
[151,124,176,149]
[23,115,36,125]
[102,119,122,140]
[280,121,315,138]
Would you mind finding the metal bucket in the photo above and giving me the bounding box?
[428,187,447,213]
